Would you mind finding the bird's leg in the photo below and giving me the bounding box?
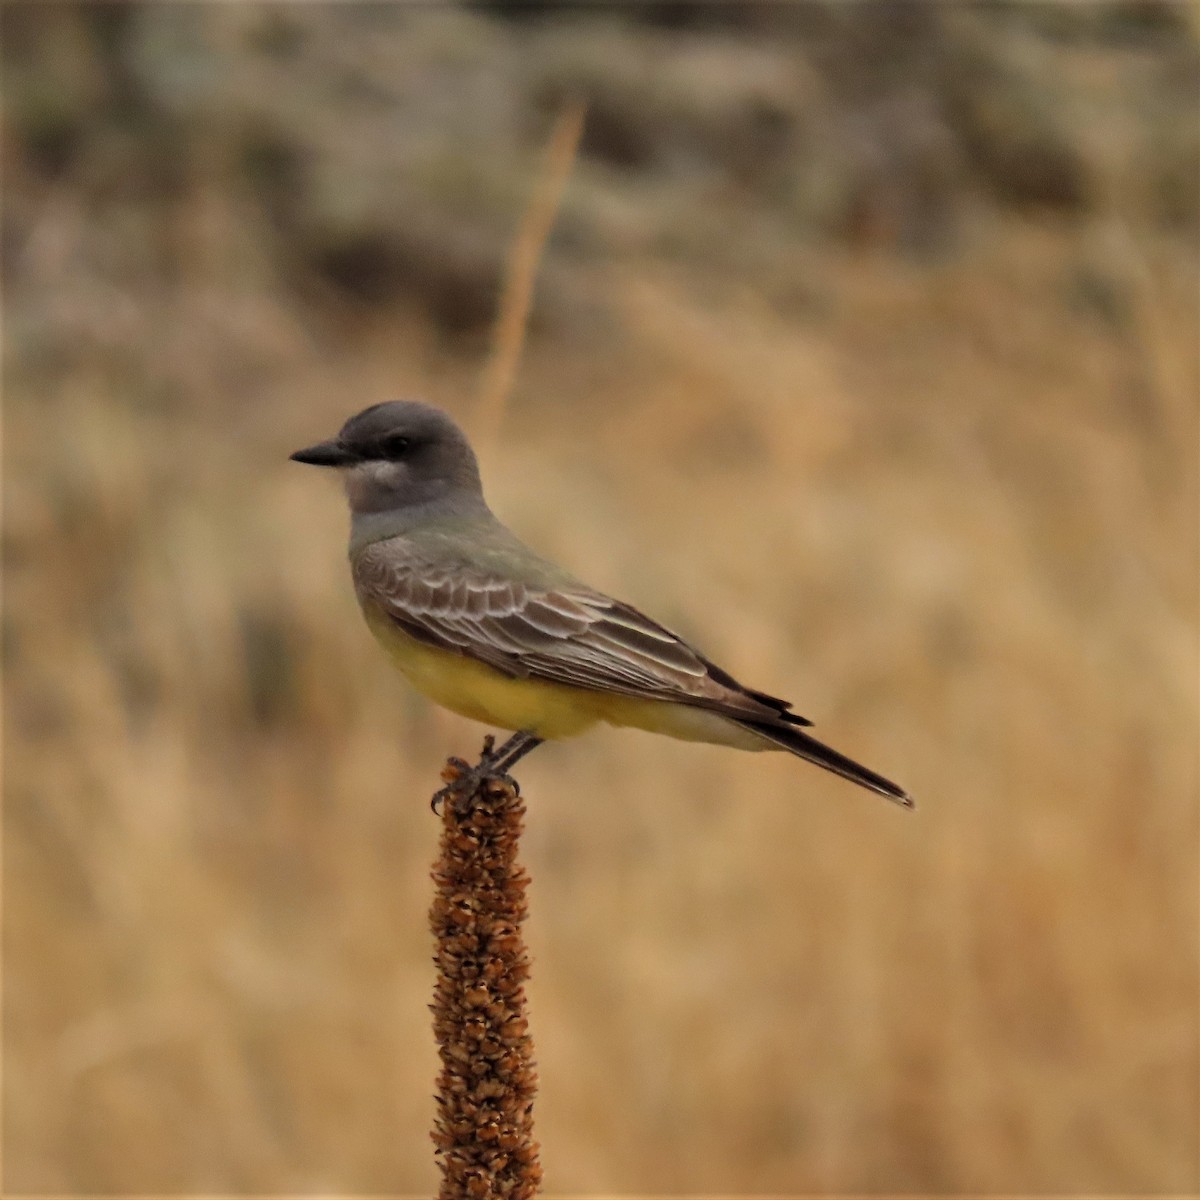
[431,731,543,813]
[489,731,544,775]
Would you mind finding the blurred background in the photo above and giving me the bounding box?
[4,2,1198,1193]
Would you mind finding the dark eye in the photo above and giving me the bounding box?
[381,434,411,459]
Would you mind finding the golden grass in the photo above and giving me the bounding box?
[4,184,1197,1196]
[474,96,586,457]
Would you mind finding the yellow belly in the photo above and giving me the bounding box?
[361,601,767,750]
[362,603,601,737]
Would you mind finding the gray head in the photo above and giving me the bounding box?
[290,400,485,516]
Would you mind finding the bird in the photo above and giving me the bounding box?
[291,400,912,807]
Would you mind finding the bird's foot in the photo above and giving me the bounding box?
[430,756,475,814]
[431,737,520,815]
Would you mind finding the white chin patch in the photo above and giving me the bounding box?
[344,459,404,510]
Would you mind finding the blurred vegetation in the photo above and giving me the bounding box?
[4,2,1197,1194]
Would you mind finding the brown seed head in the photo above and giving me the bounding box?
[429,751,542,1199]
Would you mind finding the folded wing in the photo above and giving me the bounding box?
[352,540,812,727]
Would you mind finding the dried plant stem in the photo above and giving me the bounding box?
[475,97,586,454]
[429,746,542,1199]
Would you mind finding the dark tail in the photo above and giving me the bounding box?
[739,719,914,808]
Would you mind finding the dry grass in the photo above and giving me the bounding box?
[4,6,1198,1195]
[475,94,586,454]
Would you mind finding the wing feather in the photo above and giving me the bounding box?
[353,540,808,724]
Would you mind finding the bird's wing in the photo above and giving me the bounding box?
[352,541,811,726]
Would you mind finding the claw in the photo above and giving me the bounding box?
[431,733,535,818]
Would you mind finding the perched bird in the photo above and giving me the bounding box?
[291,400,912,806]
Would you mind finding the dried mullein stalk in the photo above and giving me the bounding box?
[429,748,542,1199]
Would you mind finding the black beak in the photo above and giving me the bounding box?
[289,439,359,467]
